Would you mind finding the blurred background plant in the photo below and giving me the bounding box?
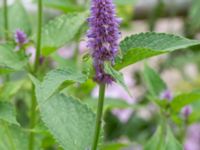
[1,0,200,150]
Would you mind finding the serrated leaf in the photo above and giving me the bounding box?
[0,123,28,150]
[0,44,27,71]
[30,67,87,101]
[143,64,167,97]
[30,69,97,150]
[0,2,31,38]
[0,102,19,125]
[144,126,164,150]
[115,32,200,70]
[41,12,88,55]
[171,93,200,113]
[37,94,96,150]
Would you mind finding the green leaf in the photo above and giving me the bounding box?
[0,80,24,101]
[114,0,137,5]
[188,0,200,32]
[42,0,84,12]
[171,93,200,113]
[105,64,132,97]
[115,32,200,70]
[0,2,31,37]
[30,67,87,101]
[0,102,19,125]
[143,64,167,97]
[144,126,182,150]
[0,44,27,71]
[41,12,88,55]
[0,123,28,150]
[165,127,182,150]
[144,126,164,150]
[37,94,96,150]
[100,143,128,150]
[30,69,96,150]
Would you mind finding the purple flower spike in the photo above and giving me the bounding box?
[87,0,121,84]
[160,89,173,101]
[14,29,28,49]
[181,105,192,119]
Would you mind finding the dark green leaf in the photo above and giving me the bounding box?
[37,93,95,150]
[30,67,87,101]
[115,32,200,70]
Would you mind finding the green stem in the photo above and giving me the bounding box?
[91,84,106,150]
[28,0,42,150]
[3,0,9,40]
[28,86,37,150]
[3,0,10,82]
[33,0,43,73]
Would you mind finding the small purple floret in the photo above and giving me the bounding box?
[87,0,121,84]
[181,105,192,119]
[14,29,28,48]
[160,89,173,101]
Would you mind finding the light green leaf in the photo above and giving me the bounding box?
[114,0,137,5]
[30,67,87,101]
[41,12,88,55]
[115,32,200,70]
[188,0,200,32]
[37,94,96,150]
[0,2,31,37]
[0,123,28,150]
[171,93,200,113]
[0,44,27,71]
[100,143,128,150]
[0,80,24,101]
[0,102,19,125]
[105,64,132,97]
[143,64,167,97]
[165,127,182,150]
[42,0,84,12]
[144,126,164,150]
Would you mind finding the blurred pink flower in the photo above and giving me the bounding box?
[79,40,88,54]
[57,46,74,59]
[26,46,36,63]
[112,108,133,123]
[184,124,200,150]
